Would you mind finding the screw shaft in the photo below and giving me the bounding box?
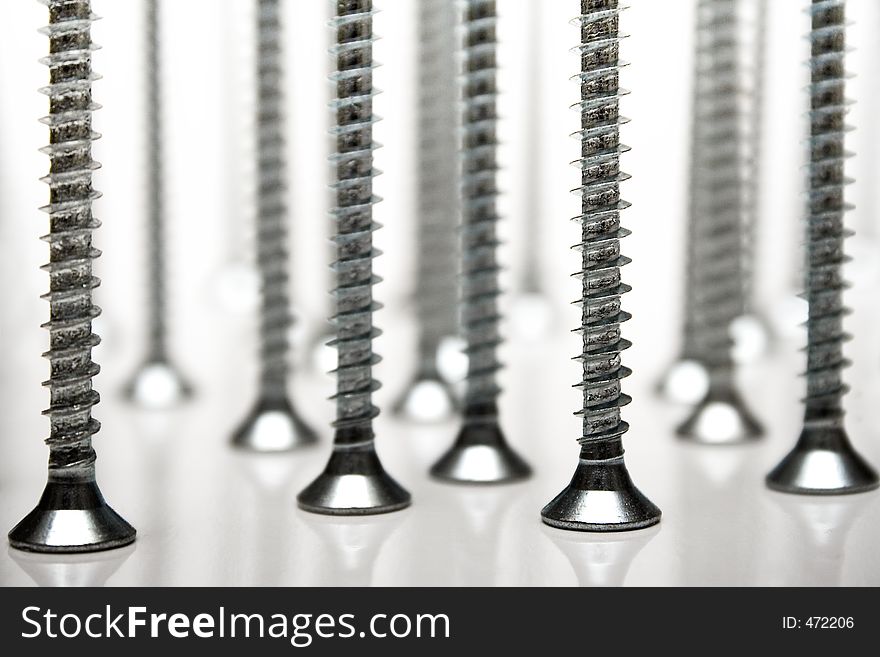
[145,0,167,362]
[804,0,849,425]
[413,0,459,374]
[741,0,768,319]
[330,0,381,441]
[41,0,103,477]
[255,0,292,402]
[689,0,747,386]
[460,0,503,419]
[575,0,633,454]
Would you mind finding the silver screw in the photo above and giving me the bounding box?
[123,0,193,409]
[8,0,136,553]
[392,0,460,422]
[766,0,878,494]
[230,0,318,452]
[429,0,532,484]
[676,0,764,444]
[297,0,411,515]
[541,0,660,531]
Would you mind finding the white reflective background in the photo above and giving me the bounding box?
[1,0,879,585]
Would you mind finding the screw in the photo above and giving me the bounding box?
[392,0,460,422]
[429,0,532,484]
[655,0,715,404]
[541,0,660,531]
[8,0,136,553]
[735,0,775,356]
[230,0,318,452]
[674,0,764,444]
[519,0,545,300]
[766,0,879,495]
[297,0,411,515]
[123,0,193,409]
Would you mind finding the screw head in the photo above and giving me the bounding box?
[541,456,661,532]
[123,360,193,409]
[766,425,880,495]
[392,374,458,423]
[677,387,763,445]
[9,480,136,554]
[297,448,411,516]
[430,422,531,484]
[230,398,318,452]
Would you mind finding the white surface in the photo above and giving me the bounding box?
[1,313,880,586]
[1,0,880,586]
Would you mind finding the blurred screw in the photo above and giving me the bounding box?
[675,0,764,444]
[230,0,318,452]
[429,0,532,484]
[297,0,411,515]
[123,0,193,409]
[733,0,775,360]
[541,0,660,531]
[392,0,460,422]
[766,0,878,494]
[8,0,136,553]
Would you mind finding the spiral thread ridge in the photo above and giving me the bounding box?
[255,0,292,400]
[414,0,459,368]
[145,0,168,361]
[39,0,102,472]
[803,0,851,425]
[460,0,503,415]
[687,0,748,375]
[573,0,633,446]
[742,0,768,317]
[329,0,382,436]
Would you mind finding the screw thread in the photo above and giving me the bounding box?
[329,0,381,437]
[414,0,459,369]
[688,0,747,378]
[573,0,634,447]
[39,0,102,474]
[255,0,292,401]
[742,0,768,317]
[145,0,167,362]
[460,0,503,417]
[803,0,851,426]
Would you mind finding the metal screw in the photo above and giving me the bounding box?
[655,0,714,404]
[392,0,460,422]
[230,0,318,452]
[675,0,764,444]
[8,0,136,553]
[735,0,775,353]
[123,0,193,409]
[541,0,660,531]
[766,0,878,494]
[429,0,532,484]
[297,0,411,515]
[658,0,772,400]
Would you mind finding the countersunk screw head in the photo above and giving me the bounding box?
[766,425,879,495]
[430,421,531,484]
[9,478,135,554]
[231,398,319,453]
[297,443,411,516]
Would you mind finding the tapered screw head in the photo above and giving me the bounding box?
[655,358,709,405]
[230,398,318,452]
[9,478,136,554]
[392,374,458,423]
[676,386,763,444]
[766,425,880,495]
[123,360,193,409]
[297,445,411,516]
[430,421,530,484]
[541,443,661,532]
